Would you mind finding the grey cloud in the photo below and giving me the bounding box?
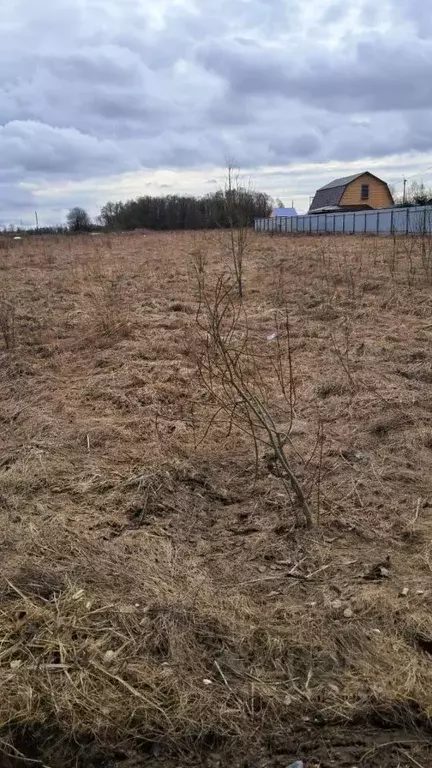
[1,0,432,224]
[391,0,432,37]
[0,121,128,176]
[198,35,432,113]
[0,182,38,228]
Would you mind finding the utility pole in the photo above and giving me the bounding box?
[35,211,39,230]
[403,178,407,205]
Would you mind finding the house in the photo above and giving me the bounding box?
[271,207,297,217]
[309,172,393,213]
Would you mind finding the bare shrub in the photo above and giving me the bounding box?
[194,273,313,527]
[223,165,251,299]
[83,272,131,345]
[329,317,356,390]
[0,295,16,350]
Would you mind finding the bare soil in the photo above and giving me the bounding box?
[0,231,431,768]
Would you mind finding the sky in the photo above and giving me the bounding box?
[1,0,432,226]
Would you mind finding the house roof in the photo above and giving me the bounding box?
[309,184,348,212]
[318,173,365,191]
[271,207,297,217]
[309,171,390,212]
[309,205,344,213]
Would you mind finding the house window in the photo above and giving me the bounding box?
[361,184,369,200]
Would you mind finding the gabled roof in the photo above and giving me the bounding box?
[271,207,297,217]
[309,171,391,212]
[318,173,365,190]
[309,183,348,212]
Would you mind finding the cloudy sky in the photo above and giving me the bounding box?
[1,0,432,226]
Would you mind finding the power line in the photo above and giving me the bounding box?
[404,164,432,182]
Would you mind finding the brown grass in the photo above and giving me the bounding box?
[0,231,432,767]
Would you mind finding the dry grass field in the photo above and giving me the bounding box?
[0,230,432,768]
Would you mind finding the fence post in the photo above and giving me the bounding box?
[364,212,367,234]
[376,211,380,234]
[390,209,394,235]
[342,213,345,234]
[406,207,410,235]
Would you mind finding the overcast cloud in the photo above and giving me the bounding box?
[1,0,432,224]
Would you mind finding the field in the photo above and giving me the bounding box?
[0,230,432,768]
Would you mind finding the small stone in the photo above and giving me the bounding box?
[371,628,381,634]
[343,607,354,618]
[103,650,115,664]
[331,599,342,609]
[119,605,136,614]
[400,587,409,597]
[151,743,163,758]
[258,566,266,573]
[203,678,213,686]
[207,753,222,768]
[417,589,425,595]
[10,660,22,669]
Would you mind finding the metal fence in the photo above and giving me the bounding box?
[254,205,432,236]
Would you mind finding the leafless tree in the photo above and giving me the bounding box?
[222,164,252,299]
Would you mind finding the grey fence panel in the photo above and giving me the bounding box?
[354,212,364,234]
[254,205,432,235]
[366,211,378,233]
[409,208,428,234]
[392,209,406,233]
[378,210,392,233]
[346,213,355,233]
[334,214,344,232]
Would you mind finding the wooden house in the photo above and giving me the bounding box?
[309,172,393,213]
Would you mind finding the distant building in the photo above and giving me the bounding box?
[309,172,393,213]
[271,207,297,217]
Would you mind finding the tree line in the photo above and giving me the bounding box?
[61,188,271,233]
[97,189,272,231]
